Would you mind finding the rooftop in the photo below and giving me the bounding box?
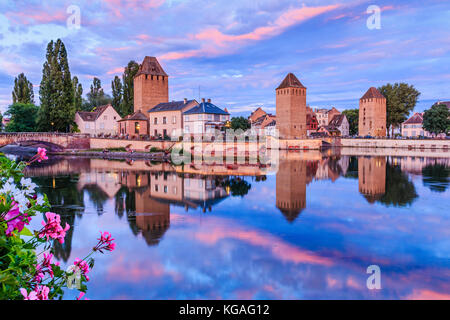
[118,110,148,121]
[135,56,168,78]
[183,102,229,115]
[76,104,115,122]
[403,112,423,125]
[276,73,306,90]
[329,114,347,127]
[148,100,197,113]
[361,87,385,100]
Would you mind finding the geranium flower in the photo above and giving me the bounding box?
[39,212,70,244]
[94,231,116,253]
[4,204,29,236]
[20,288,37,300]
[73,258,90,281]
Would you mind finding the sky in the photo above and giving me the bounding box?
[0,0,449,117]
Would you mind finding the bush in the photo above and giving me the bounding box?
[0,149,115,300]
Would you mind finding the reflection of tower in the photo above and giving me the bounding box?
[358,157,386,203]
[276,157,307,222]
[135,189,170,246]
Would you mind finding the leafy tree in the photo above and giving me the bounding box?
[423,103,450,136]
[422,163,449,193]
[378,161,418,207]
[12,73,34,104]
[342,109,359,136]
[223,178,252,197]
[111,75,123,116]
[120,60,139,116]
[37,39,75,132]
[378,83,420,136]
[72,76,83,111]
[230,116,251,131]
[86,77,112,109]
[5,103,39,132]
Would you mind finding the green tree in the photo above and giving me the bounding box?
[422,162,449,193]
[378,161,418,207]
[111,75,123,116]
[12,73,34,104]
[86,77,112,109]
[120,60,139,116]
[378,83,421,136]
[230,116,251,131]
[72,76,83,111]
[423,103,450,136]
[37,39,75,132]
[5,103,39,132]
[342,109,359,136]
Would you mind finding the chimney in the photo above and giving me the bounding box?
[207,98,211,103]
[201,98,205,103]
[184,98,187,104]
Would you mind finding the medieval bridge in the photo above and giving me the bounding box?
[0,133,91,151]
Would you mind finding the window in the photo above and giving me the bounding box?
[85,123,90,129]
[155,185,159,192]
[104,115,107,120]
[154,130,158,136]
[164,186,168,193]
[198,114,202,120]
[135,122,140,134]
[185,125,190,133]
[163,129,167,137]
[100,123,105,129]
[208,114,213,120]
[185,115,189,121]
[163,117,167,124]
[154,118,158,125]
[172,116,176,124]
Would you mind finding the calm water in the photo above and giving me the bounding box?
[22,151,450,300]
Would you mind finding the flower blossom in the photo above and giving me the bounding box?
[4,204,29,236]
[94,231,116,253]
[39,212,70,244]
[27,147,48,164]
[20,285,49,300]
[20,288,37,300]
[73,258,90,281]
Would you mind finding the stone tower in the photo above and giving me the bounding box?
[276,73,307,139]
[358,87,386,137]
[358,156,386,204]
[276,155,307,222]
[134,56,169,113]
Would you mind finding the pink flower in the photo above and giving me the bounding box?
[39,212,70,244]
[37,148,48,162]
[4,204,29,236]
[94,231,116,253]
[76,292,89,300]
[20,286,49,300]
[74,258,90,281]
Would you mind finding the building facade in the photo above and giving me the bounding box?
[328,114,350,137]
[75,104,121,136]
[276,73,307,139]
[358,87,387,137]
[148,99,198,138]
[117,110,149,137]
[183,99,230,136]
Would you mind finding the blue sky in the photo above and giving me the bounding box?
[0,0,449,117]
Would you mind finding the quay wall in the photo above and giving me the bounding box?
[340,138,449,150]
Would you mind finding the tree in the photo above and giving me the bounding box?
[378,83,420,136]
[37,39,75,132]
[72,76,83,111]
[422,162,449,193]
[111,76,123,116]
[86,77,112,109]
[342,109,359,136]
[230,116,251,131]
[120,60,139,117]
[378,161,418,207]
[12,73,34,104]
[5,103,39,132]
[423,103,450,136]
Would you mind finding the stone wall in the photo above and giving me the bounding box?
[341,138,449,150]
[134,74,169,113]
[0,133,90,150]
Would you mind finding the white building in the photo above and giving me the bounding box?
[183,99,230,135]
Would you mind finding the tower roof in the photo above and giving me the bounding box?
[276,73,306,90]
[361,87,385,100]
[135,56,168,77]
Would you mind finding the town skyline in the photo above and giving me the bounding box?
[0,0,449,116]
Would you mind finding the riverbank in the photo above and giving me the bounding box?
[51,150,169,161]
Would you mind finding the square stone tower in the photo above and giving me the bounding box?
[276,73,307,139]
[134,56,169,113]
[358,87,386,137]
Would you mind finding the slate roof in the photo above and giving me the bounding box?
[148,100,197,113]
[135,56,168,77]
[183,102,229,115]
[76,104,114,122]
[276,73,306,90]
[361,87,385,100]
[403,113,423,125]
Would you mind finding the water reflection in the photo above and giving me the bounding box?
[21,151,450,299]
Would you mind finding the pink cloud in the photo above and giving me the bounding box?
[160,4,340,60]
[103,0,165,18]
[6,10,67,25]
[405,289,450,300]
[107,67,125,75]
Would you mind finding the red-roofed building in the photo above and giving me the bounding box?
[75,104,121,136]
